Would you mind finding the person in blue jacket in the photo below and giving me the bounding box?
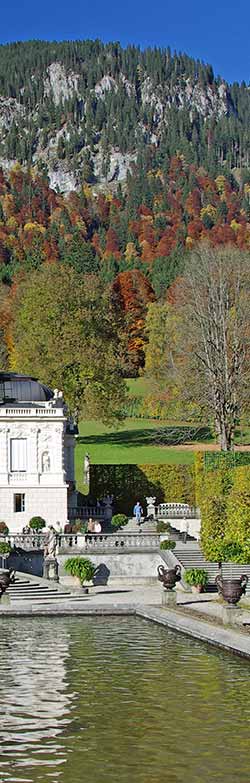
[133,501,143,527]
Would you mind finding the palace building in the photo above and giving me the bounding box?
[0,373,77,533]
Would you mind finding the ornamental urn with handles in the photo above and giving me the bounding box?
[157,564,181,590]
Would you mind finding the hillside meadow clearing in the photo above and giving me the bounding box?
[74,379,250,490]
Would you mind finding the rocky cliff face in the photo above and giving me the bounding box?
[0,42,248,192]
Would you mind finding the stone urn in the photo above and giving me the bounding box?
[215,574,248,605]
[0,569,15,593]
[158,564,181,590]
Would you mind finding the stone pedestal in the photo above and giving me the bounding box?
[162,589,177,608]
[221,604,241,626]
[0,592,10,605]
[43,556,59,582]
[146,497,156,519]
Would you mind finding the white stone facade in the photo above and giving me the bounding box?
[0,390,76,533]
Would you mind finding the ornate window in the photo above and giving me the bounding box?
[10,439,27,472]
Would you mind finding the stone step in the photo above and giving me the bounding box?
[174,545,250,593]
[11,593,72,601]
[3,572,72,602]
[8,589,61,596]
[8,581,44,588]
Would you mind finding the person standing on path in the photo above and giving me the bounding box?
[133,501,143,528]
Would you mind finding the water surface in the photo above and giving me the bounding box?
[0,617,249,783]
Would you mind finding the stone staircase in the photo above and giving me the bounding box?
[125,518,189,538]
[174,542,250,595]
[4,573,89,605]
[123,517,157,533]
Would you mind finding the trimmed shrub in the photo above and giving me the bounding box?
[0,522,9,535]
[0,541,11,556]
[29,517,46,531]
[64,557,96,584]
[157,521,171,534]
[160,540,176,551]
[111,514,128,530]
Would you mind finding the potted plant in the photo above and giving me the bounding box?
[64,556,96,593]
[29,517,46,532]
[185,568,208,593]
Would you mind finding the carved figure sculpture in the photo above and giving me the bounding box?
[103,495,113,522]
[42,451,50,473]
[84,453,90,485]
[44,527,57,558]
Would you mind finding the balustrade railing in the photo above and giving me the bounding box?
[3,407,61,416]
[157,503,200,519]
[68,506,105,520]
[9,472,28,483]
[6,533,47,549]
[58,532,160,552]
[5,532,160,552]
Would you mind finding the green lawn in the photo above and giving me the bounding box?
[75,417,196,489]
[74,378,250,489]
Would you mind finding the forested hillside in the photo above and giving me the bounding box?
[1,39,250,189]
[1,157,250,380]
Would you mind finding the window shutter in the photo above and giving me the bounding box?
[10,439,27,472]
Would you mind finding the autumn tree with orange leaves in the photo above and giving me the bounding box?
[112,269,155,373]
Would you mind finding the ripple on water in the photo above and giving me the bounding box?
[0,617,250,783]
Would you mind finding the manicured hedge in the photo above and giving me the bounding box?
[225,467,250,552]
[195,454,250,562]
[204,451,250,471]
[90,463,195,516]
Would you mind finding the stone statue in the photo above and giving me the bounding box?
[43,526,59,581]
[42,451,50,473]
[84,453,90,486]
[103,495,113,522]
[45,526,57,558]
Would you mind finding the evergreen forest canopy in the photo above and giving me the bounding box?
[1,39,250,180]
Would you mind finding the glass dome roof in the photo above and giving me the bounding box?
[0,373,54,404]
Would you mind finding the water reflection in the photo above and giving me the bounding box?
[0,619,74,782]
[0,617,250,783]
